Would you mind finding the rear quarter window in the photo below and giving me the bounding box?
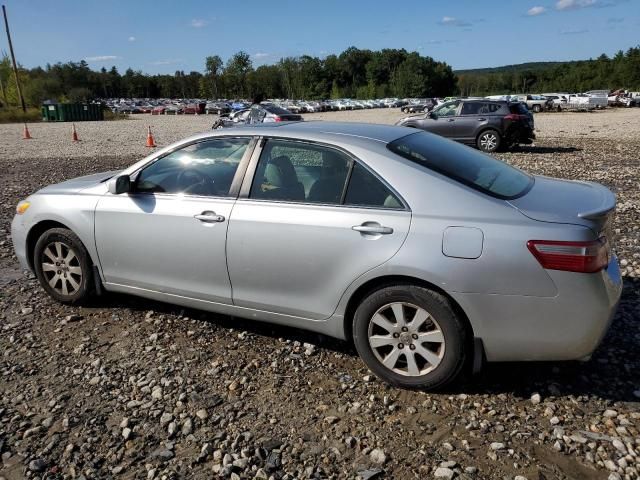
[387,131,533,200]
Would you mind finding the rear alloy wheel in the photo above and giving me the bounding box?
[477,129,501,153]
[352,285,467,389]
[34,228,93,304]
[532,104,542,113]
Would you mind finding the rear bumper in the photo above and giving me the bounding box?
[452,255,622,362]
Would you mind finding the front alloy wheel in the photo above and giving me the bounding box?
[41,241,83,296]
[34,228,93,304]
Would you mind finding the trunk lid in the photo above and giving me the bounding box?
[508,175,616,236]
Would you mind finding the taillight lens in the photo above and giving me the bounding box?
[504,114,527,121]
[527,238,609,273]
[274,115,282,122]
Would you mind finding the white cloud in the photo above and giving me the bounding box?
[150,59,182,66]
[560,28,589,34]
[556,0,596,10]
[128,36,136,42]
[253,52,270,59]
[85,55,120,62]
[438,16,472,27]
[527,6,547,15]
[190,18,206,28]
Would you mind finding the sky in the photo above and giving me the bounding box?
[2,0,639,74]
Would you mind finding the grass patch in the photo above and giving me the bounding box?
[0,107,42,124]
[0,106,129,123]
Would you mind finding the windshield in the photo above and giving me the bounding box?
[388,131,533,199]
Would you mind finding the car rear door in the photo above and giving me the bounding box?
[454,102,501,142]
[226,138,411,320]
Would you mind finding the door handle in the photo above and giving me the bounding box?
[477,118,487,121]
[194,211,225,223]
[352,224,393,235]
[447,118,455,122]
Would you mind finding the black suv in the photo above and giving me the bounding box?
[395,100,535,152]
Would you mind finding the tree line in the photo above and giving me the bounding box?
[457,47,640,96]
[1,45,638,107]
[0,47,456,105]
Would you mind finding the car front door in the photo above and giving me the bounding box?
[94,137,255,303]
[226,138,412,320]
[415,100,459,138]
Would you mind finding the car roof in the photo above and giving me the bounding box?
[209,121,414,144]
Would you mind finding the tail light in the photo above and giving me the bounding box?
[504,114,527,121]
[273,115,282,122]
[527,238,609,273]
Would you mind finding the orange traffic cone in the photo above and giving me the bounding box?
[23,123,32,140]
[71,123,79,142]
[146,126,156,147]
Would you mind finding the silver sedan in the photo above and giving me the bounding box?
[11,122,622,389]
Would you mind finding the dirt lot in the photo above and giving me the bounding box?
[0,109,639,480]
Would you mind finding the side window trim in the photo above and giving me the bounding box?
[238,136,409,211]
[130,135,258,199]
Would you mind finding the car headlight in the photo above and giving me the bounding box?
[16,200,31,215]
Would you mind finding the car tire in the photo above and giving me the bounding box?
[33,228,93,304]
[476,129,501,153]
[532,104,542,113]
[352,285,467,389]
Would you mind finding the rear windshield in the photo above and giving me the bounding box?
[509,103,529,114]
[264,105,292,115]
[387,131,533,199]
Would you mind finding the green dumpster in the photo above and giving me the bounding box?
[41,103,104,122]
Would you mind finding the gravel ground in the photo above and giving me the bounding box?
[0,109,639,480]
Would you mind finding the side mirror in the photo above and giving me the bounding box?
[108,174,131,195]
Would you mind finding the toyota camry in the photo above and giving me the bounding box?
[11,122,622,389]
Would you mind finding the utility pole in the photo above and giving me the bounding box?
[2,5,26,112]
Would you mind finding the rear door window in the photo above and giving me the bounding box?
[344,163,402,209]
[388,131,533,199]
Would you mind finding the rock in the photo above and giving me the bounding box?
[122,427,132,440]
[358,468,384,480]
[611,439,626,452]
[465,466,478,474]
[151,386,163,400]
[434,467,455,479]
[149,447,174,462]
[324,416,340,424]
[65,314,83,322]
[530,393,541,405]
[490,442,505,450]
[369,448,386,464]
[28,458,47,472]
[603,409,618,418]
[21,307,33,315]
[515,476,528,480]
[160,412,173,425]
[181,417,193,436]
[550,416,560,425]
[196,409,208,420]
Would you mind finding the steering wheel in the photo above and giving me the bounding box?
[176,168,215,195]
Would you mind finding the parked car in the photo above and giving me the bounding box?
[213,104,303,128]
[151,106,166,115]
[12,122,621,389]
[395,99,535,152]
[205,102,232,115]
[513,94,552,113]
